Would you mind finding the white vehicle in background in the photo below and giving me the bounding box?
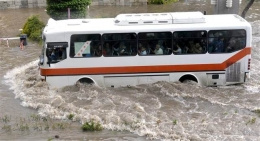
[38,11,252,88]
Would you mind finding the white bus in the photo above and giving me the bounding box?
[39,11,252,88]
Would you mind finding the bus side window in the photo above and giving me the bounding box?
[102,33,137,57]
[70,34,101,58]
[138,32,172,56]
[208,30,246,53]
[226,30,246,52]
[173,31,207,54]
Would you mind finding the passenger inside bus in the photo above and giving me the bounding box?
[193,42,203,53]
[152,44,163,55]
[103,42,112,56]
[173,43,182,54]
[51,49,57,60]
[118,42,128,55]
[180,42,190,54]
[112,42,120,56]
[187,40,196,53]
[138,43,146,55]
[58,48,66,59]
[158,40,171,55]
[139,46,147,55]
[226,37,238,52]
[92,44,102,57]
[212,36,225,53]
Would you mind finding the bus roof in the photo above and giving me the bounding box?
[43,11,251,35]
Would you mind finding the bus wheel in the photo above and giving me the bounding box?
[76,78,94,86]
[179,75,198,83]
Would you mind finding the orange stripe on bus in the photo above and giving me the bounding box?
[40,48,251,76]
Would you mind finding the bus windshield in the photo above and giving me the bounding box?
[46,42,68,64]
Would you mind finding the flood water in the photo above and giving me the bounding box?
[1,0,260,140]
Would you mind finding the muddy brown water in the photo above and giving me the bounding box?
[1,1,260,140]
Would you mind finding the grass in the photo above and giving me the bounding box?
[0,114,72,133]
[1,115,11,123]
[172,119,177,125]
[2,125,12,132]
[81,120,103,131]
[30,114,41,121]
[1,114,104,134]
[18,123,30,131]
[246,117,256,125]
[252,109,260,117]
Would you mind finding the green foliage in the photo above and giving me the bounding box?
[1,115,11,123]
[172,119,177,125]
[46,0,91,20]
[22,15,45,42]
[253,109,260,117]
[81,120,103,131]
[246,117,256,125]
[67,114,74,120]
[148,0,178,4]
[2,125,12,132]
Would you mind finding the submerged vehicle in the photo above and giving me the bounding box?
[39,11,252,88]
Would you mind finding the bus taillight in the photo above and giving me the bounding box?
[248,58,251,70]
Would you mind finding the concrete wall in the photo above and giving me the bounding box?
[0,0,147,9]
[0,0,46,9]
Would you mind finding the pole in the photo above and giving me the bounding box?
[213,0,240,14]
[68,8,70,19]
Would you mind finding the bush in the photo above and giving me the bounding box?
[81,120,103,131]
[148,0,178,4]
[22,15,45,42]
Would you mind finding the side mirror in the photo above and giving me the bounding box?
[39,55,44,65]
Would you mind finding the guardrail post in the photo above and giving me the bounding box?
[6,39,9,48]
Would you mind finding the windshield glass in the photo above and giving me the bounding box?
[46,42,68,64]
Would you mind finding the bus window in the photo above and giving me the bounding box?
[102,33,137,57]
[46,42,68,64]
[173,31,207,54]
[208,30,246,53]
[70,34,101,57]
[138,32,172,55]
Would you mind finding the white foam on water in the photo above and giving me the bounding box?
[3,60,260,140]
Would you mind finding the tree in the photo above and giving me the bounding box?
[46,0,91,20]
[241,0,255,18]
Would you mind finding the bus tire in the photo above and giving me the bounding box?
[76,78,94,86]
[179,74,198,83]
